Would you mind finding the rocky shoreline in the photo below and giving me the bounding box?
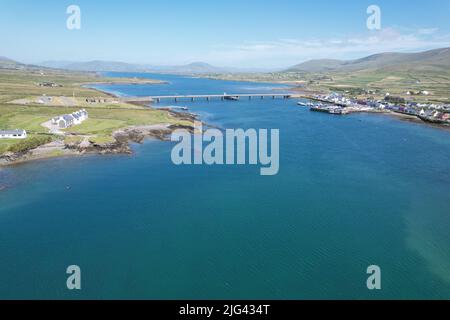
[0,112,197,167]
[0,77,200,168]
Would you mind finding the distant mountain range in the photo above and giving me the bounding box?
[0,57,60,71]
[39,60,149,72]
[0,56,270,74]
[38,48,450,74]
[147,62,230,74]
[37,60,249,74]
[2,47,450,75]
[0,56,26,69]
[285,47,450,73]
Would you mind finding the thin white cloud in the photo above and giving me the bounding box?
[202,27,450,69]
[418,27,439,35]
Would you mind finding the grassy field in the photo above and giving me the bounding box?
[0,139,17,154]
[205,68,450,104]
[0,69,163,103]
[0,69,108,103]
[65,108,184,135]
[0,69,189,155]
[0,134,53,154]
[0,104,189,154]
[310,69,450,103]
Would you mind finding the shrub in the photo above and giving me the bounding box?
[7,135,53,153]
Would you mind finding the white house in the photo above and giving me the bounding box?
[0,129,27,139]
[71,109,88,125]
[53,115,75,129]
[51,109,88,129]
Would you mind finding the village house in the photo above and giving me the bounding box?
[433,111,444,119]
[71,109,89,125]
[420,109,434,117]
[37,82,62,88]
[51,109,88,129]
[0,129,27,139]
[52,114,75,129]
[85,98,107,104]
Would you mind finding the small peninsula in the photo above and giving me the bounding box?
[0,68,195,166]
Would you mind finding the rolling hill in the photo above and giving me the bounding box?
[156,62,227,74]
[285,47,450,73]
[39,60,148,72]
[0,56,25,69]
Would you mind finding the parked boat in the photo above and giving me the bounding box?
[224,96,239,101]
[310,106,330,113]
[418,115,450,126]
[310,105,344,115]
[328,107,343,115]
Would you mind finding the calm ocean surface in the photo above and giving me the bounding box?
[0,73,449,299]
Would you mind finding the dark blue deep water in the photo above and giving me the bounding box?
[0,73,449,299]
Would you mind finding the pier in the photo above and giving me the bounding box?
[123,93,292,103]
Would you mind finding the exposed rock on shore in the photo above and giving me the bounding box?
[0,140,78,166]
[0,123,195,167]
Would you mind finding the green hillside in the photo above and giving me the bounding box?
[286,48,450,73]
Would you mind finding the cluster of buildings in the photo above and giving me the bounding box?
[417,106,450,124]
[51,109,89,129]
[375,98,450,124]
[310,92,450,125]
[0,129,27,139]
[37,82,62,88]
[320,92,354,106]
[0,109,90,142]
[85,98,107,104]
[406,90,430,96]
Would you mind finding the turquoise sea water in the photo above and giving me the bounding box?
[0,73,449,299]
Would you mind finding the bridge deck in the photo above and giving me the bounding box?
[124,93,292,102]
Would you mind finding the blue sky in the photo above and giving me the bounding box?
[1,0,450,68]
